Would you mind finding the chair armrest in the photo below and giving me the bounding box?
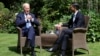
[73,28,87,33]
[16,27,21,31]
[38,26,42,35]
[16,27,22,37]
[72,28,87,44]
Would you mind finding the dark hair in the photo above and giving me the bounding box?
[71,2,80,10]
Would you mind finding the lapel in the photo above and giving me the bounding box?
[73,11,79,23]
[28,13,33,18]
[70,14,74,22]
[21,12,25,20]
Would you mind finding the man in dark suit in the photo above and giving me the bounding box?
[48,2,85,56]
[15,3,40,56]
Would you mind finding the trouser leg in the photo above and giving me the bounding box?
[27,27,35,47]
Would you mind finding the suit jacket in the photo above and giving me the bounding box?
[15,12,40,30]
[62,11,85,29]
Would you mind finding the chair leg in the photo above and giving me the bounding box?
[39,37,42,54]
[72,49,74,56]
[38,38,42,56]
[39,42,42,53]
[86,49,89,54]
[87,50,90,56]
[84,48,89,54]
[20,46,23,56]
[88,50,89,54]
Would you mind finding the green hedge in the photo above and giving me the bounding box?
[87,11,100,42]
[0,2,16,33]
[0,1,100,42]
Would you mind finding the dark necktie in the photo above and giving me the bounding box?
[73,14,76,22]
[26,14,32,28]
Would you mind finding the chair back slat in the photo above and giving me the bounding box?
[84,16,90,28]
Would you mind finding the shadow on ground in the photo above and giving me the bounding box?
[8,46,86,56]
[8,46,39,56]
[8,46,20,54]
[49,50,86,56]
[8,46,41,56]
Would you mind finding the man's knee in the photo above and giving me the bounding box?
[64,29,72,34]
[28,27,35,38]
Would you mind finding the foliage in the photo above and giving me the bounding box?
[0,2,16,33]
[86,11,100,42]
[38,0,71,32]
[0,33,100,56]
[0,1,100,42]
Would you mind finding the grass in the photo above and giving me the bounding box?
[0,33,100,56]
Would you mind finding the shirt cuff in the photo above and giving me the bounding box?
[31,18,34,22]
[25,19,27,22]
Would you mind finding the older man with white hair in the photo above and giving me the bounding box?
[15,3,40,56]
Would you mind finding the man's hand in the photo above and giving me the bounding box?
[55,24,62,30]
[26,14,32,20]
[54,22,63,30]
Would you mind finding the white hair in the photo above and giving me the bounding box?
[22,3,30,8]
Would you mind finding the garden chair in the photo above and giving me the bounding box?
[66,15,90,56]
[41,15,90,56]
[16,25,42,56]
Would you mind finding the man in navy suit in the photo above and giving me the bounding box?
[48,2,85,56]
[15,3,40,56]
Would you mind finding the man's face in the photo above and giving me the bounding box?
[70,5,75,12]
[24,5,30,14]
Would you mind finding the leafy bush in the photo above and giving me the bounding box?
[86,11,100,42]
[0,2,16,33]
[38,0,71,32]
[0,1,100,42]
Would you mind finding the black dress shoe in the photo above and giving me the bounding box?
[60,54,63,56]
[31,52,36,56]
[48,48,53,52]
[48,44,58,52]
[60,51,66,56]
[60,53,66,56]
[48,47,57,52]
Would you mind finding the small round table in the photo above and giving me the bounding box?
[41,34,58,47]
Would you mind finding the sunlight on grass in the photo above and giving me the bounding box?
[0,33,100,56]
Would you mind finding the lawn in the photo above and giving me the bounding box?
[0,33,100,56]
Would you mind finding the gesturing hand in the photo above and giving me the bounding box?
[26,14,32,20]
[54,22,63,30]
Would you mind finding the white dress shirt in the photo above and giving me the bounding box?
[24,14,34,22]
[73,10,78,22]
[24,14,32,28]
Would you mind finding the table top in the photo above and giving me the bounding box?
[41,33,58,37]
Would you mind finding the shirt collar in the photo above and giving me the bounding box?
[74,10,79,16]
[24,12,30,15]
